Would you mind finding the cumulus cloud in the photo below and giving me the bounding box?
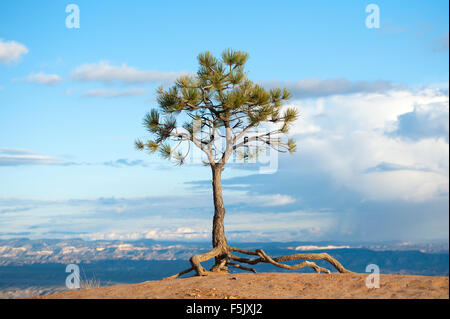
[82,88,148,98]
[21,72,63,86]
[0,148,72,166]
[392,101,449,141]
[288,87,449,202]
[263,78,398,98]
[72,61,188,85]
[0,39,28,64]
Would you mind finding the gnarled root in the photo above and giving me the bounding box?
[227,261,257,273]
[163,245,352,279]
[190,246,224,276]
[162,247,226,279]
[228,247,352,274]
[163,266,194,280]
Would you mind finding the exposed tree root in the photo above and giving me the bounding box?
[163,267,194,280]
[227,261,257,273]
[189,246,223,276]
[210,256,228,273]
[228,247,352,274]
[163,245,352,279]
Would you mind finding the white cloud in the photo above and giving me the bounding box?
[82,88,148,98]
[81,227,209,241]
[394,100,449,141]
[253,194,296,206]
[72,61,188,84]
[222,191,296,207]
[22,72,63,86]
[225,210,334,240]
[0,148,71,166]
[0,39,28,64]
[264,78,398,98]
[289,87,449,202]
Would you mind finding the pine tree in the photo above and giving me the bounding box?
[136,49,351,277]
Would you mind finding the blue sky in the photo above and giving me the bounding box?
[0,0,448,243]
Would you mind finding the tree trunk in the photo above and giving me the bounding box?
[211,165,228,268]
[168,163,353,277]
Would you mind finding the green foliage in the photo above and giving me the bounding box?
[221,48,249,67]
[173,150,185,166]
[287,138,297,154]
[159,143,172,159]
[143,109,160,132]
[136,49,299,165]
[163,115,177,132]
[182,121,194,136]
[134,139,144,151]
[145,140,159,153]
[283,107,299,124]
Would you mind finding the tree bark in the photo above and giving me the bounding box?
[211,165,228,268]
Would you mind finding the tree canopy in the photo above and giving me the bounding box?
[135,49,298,168]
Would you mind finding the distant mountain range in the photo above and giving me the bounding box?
[0,238,448,298]
[0,238,204,266]
[0,238,448,266]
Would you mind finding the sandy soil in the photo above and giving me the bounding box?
[35,272,449,299]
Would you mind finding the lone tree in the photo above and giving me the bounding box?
[136,49,351,277]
